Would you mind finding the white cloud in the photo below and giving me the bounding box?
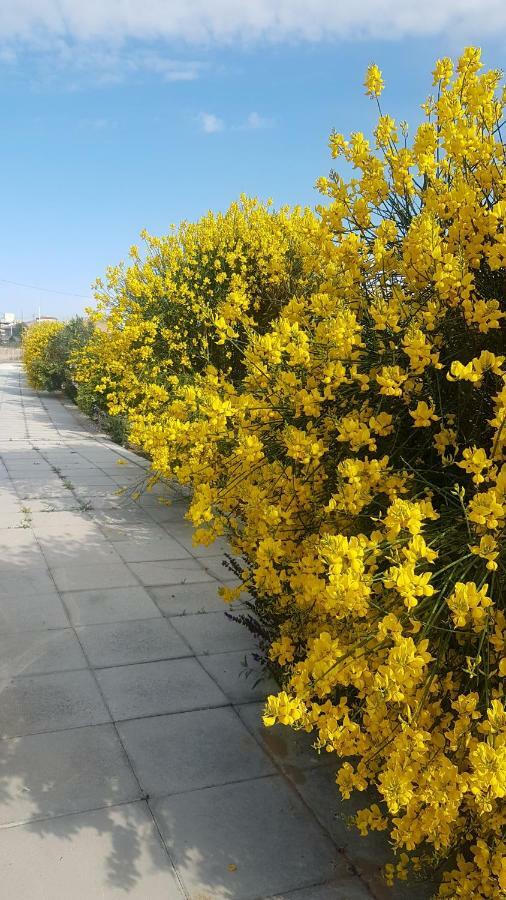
[243,111,272,129]
[1,2,504,89]
[198,111,274,134]
[200,112,224,133]
[0,0,505,45]
[0,38,204,88]
[126,53,203,82]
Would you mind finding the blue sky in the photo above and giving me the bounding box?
[1,1,505,319]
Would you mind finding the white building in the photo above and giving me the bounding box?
[0,313,21,341]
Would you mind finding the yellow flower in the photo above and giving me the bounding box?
[468,490,504,530]
[364,63,384,98]
[470,535,499,571]
[457,446,493,485]
[263,692,305,727]
[447,581,492,630]
[269,636,296,666]
[432,57,453,86]
[409,401,439,427]
[469,742,506,809]
[376,365,407,397]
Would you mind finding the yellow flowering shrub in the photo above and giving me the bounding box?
[73,196,327,421]
[22,320,64,390]
[75,49,505,898]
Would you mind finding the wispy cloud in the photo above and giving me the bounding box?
[198,110,274,134]
[242,111,273,130]
[1,2,503,90]
[127,52,203,82]
[199,112,225,133]
[0,0,505,46]
[0,38,205,89]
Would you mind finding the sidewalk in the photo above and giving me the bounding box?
[0,364,400,899]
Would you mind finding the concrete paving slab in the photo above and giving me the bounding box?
[0,628,87,676]
[23,497,86,512]
[100,464,145,476]
[148,581,230,616]
[0,541,46,568]
[128,559,216,586]
[236,701,329,773]
[138,506,186,525]
[0,501,22,516]
[171,610,256,655]
[0,486,20,499]
[91,509,153,526]
[51,562,138,592]
[31,511,101,539]
[0,590,69,632]
[71,486,124,499]
[176,535,232,559]
[0,801,184,899]
[0,567,55,598]
[15,484,77,500]
[118,706,276,798]
[0,528,41,551]
[0,669,110,737]
[4,461,54,473]
[109,474,148,487]
[69,473,118,485]
[76,618,191,667]
[12,474,66,486]
[99,521,169,542]
[79,449,129,464]
[202,554,241,581]
[85,498,133,511]
[33,453,84,464]
[292,767,435,900]
[0,512,23,528]
[156,521,196,543]
[0,724,140,825]
[96,657,228,720]
[199,651,278,703]
[40,541,122,567]
[269,880,372,899]
[114,538,192,563]
[151,775,342,899]
[61,585,161,626]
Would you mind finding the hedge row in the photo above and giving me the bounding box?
[26,49,505,899]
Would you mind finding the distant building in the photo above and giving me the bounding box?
[0,314,26,343]
[0,314,59,342]
[0,313,18,341]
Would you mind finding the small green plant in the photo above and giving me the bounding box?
[20,505,32,528]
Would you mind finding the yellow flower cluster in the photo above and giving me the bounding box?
[70,49,505,898]
[73,196,327,420]
[22,320,64,390]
